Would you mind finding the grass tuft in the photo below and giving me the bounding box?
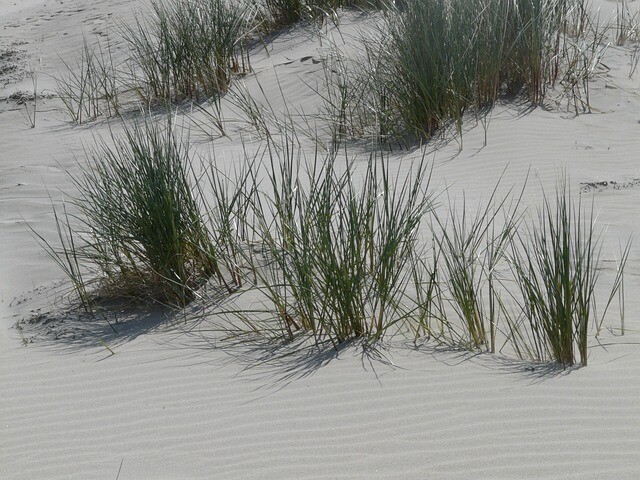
[510,182,607,366]
[59,116,237,306]
[234,130,432,347]
[122,0,253,104]
[321,0,600,145]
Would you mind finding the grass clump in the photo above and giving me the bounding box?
[122,0,254,103]
[323,0,597,144]
[411,177,627,368]
[509,184,605,366]
[59,117,237,306]
[261,0,308,27]
[259,0,388,29]
[391,0,582,137]
[55,0,254,122]
[238,132,432,347]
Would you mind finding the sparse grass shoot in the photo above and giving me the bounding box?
[427,181,524,352]
[54,35,121,124]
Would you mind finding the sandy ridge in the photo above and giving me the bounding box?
[3,0,640,478]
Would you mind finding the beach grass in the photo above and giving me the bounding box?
[231,129,432,347]
[430,182,524,352]
[508,182,619,366]
[320,0,597,144]
[54,0,255,122]
[28,198,92,310]
[54,35,121,124]
[616,0,640,47]
[36,109,629,365]
[38,2,630,365]
[60,116,235,306]
[407,174,629,368]
[259,0,388,29]
[121,0,253,103]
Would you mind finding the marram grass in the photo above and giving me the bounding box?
[510,184,601,366]
[322,0,597,144]
[259,0,389,29]
[430,183,523,352]
[54,0,255,123]
[122,0,254,103]
[54,116,240,306]
[226,130,433,347]
[36,111,628,367]
[55,35,122,124]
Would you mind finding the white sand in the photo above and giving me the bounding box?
[3,0,640,478]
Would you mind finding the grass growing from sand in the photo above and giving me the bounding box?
[259,0,388,29]
[510,184,608,366]
[56,117,239,306]
[37,111,629,365]
[38,2,630,367]
[321,0,597,144]
[122,0,254,103]
[429,183,524,353]
[55,35,121,124]
[231,130,432,347]
[55,0,255,123]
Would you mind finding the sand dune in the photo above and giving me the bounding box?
[3,0,640,478]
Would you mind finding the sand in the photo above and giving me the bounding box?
[3,0,640,478]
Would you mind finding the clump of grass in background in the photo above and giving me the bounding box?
[262,0,308,27]
[58,117,238,306]
[323,0,597,144]
[258,0,389,30]
[554,2,609,114]
[616,0,640,77]
[318,40,375,148]
[387,0,480,139]
[233,130,432,347]
[55,35,122,124]
[390,0,590,137]
[122,0,254,103]
[54,0,255,123]
[616,0,640,47]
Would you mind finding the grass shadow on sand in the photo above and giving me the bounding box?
[156,304,401,388]
[15,300,170,353]
[11,281,226,354]
[405,340,573,383]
